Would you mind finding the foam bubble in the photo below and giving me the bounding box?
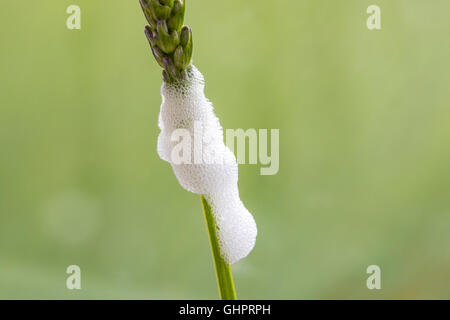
[157,65,257,264]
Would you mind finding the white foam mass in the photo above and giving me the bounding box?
[157,65,257,264]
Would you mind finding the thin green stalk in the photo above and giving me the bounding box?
[201,196,237,300]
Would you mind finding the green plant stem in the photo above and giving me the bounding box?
[201,196,237,300]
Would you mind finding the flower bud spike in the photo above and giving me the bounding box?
[139,0,192,83]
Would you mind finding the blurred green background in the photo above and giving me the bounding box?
[1,0,450,299]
